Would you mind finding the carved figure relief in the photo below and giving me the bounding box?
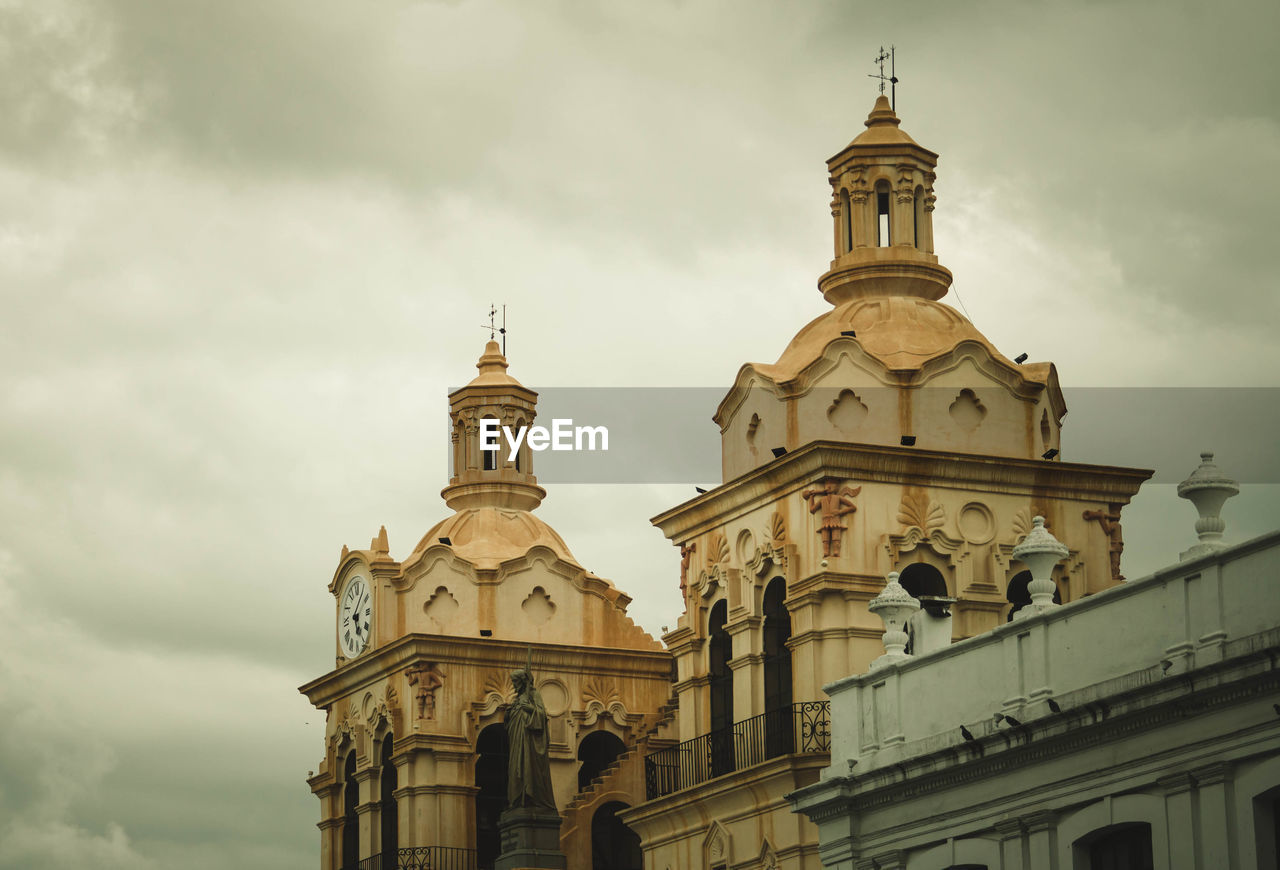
[678,542,696,597]
[828,389,869,432]
[1083,504,1125,581]
[406,662,445,720]
[802,480,861,558]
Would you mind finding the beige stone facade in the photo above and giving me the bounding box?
[302,95,1150,870]
[300,343,673,869]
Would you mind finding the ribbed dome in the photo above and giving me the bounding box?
[760,295,1036,380]
[414,507,580,570]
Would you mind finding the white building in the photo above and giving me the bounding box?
[789,493,1280,870]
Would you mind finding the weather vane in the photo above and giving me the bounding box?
[868,45,899,110]
[481,303,508,355]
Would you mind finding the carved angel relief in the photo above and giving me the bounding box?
[802,480,861,558]
[406,663,444,721]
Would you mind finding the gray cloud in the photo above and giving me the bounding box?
[1,0,1278,865]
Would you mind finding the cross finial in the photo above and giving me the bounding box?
[867,45,899,110]
[479,303,508,354]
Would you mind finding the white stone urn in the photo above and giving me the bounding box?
[1012,517,1068,619]
[1177,451,1239,561]
[868,571,920,668]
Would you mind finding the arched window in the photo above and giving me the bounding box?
[342,751,359,870]
[577,730,626,792]
[913,184,924,249]
[875,180,892,246]
[483,446,497,471]
[1252,784,1280,867]
[590,801,642,870]
[1006,569,1061,621]
[475,724,509,868]
[708,600,734,777]
[840,189,852,253]
[762,578,793,758]
[379,737,398,868]
[1077,823,1153,870]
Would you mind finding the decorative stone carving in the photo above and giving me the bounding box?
[1011,507,1045,542]
[948,389,987,431]
[406,662,445,720]
[424,585,459,628]
[1011,517,1068,619]
[521,586,556,625]
[897,493,944,533]
[1177,451,1240,561]
[828,389,869,431]
[708,531,730,566]
[678,542,696,597]
[869,572,920,669]
[958,502,995,545]
[802,480,861,558]
[1082,504,1126,581]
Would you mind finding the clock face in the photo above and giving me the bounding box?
[338,575,371,659]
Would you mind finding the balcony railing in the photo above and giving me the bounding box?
[643,701,830,799]
[356,846,478,870]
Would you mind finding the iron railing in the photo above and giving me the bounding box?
[356,846,478,870]
[643,701,830,799]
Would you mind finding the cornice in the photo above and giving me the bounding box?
[299,633,673,707]
[651,441,1151,542]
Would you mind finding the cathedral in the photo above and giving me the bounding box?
[299,95,1280,870]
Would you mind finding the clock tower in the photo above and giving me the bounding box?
[300,341,674,870]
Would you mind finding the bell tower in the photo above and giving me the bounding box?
[444,339,544,512]
[822,94,952,303]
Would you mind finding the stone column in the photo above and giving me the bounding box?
[1194,763,1235,869]
[994,819,1025,870]
[1022,811,1056,869]
[354,766,379,860]
[1159,772,1196,870]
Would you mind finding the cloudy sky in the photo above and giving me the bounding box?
[1,0,1278,866]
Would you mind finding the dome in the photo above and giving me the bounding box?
[759,295,1034,380]
[412,506,581,571]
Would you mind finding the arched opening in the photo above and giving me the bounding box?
[1076,822,1153,870]
[898,562,950,654]
[379,737,398,868]
[1041,409,1052,452]
[840,189,852,253]
[762,577,793,758]
[875,180,892,246]
[708,599,734,777]
[898,563,947,601]
[342,751,359,870]
[1253,783,1280,868]
[482,446,497,471]
[577,730,626,792]
[913,184,924,249]
[591,801,642,870]
[475,723,509,869]
[1006,569,1061,621]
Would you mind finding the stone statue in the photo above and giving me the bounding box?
[506,666,556,810]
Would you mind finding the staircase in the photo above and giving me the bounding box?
[559,691,680,857]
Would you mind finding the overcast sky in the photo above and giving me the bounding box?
[2,1,1278,867]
